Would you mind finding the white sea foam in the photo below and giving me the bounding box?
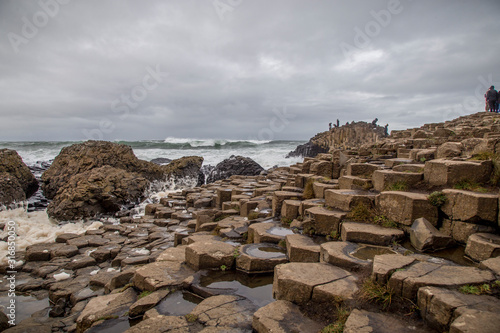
[0,208,103,266]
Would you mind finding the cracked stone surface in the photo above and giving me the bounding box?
[344,309,433,333]
[389,262,495,299]
[189,295,255,330]
[252,300,323,333]
[372,254,416,284]
[132,260,195,291]
[418,286,500,332]
[273,262,357,304]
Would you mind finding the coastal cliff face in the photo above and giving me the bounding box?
[288,121,387,158]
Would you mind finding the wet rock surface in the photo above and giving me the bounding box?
[206,155,264,184]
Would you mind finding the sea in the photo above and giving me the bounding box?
[0,138,305,170]
[0,138,305,264]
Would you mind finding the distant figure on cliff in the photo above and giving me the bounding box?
[329,122,332,130]
[485,86,498,112]
[372,118,378,127]
[336,119,340,127]
[384,124,389,136]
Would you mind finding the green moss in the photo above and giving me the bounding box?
[185,314,198,323]
[427,191,447,207]
[470,151,495,161]
[138,290,153,299]
[281,217,293,225]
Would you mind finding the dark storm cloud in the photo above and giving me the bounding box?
[1,0,499,141]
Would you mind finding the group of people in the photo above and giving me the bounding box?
[485,85,499,113]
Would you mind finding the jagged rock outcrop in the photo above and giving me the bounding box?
[42,141,203,220]
[47,166,150,220]
[41,141,164,199]
[206,155,264,183]
[0,172,26,205]
[0,149,38,203]
[288,121,387,158]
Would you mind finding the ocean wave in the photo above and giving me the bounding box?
[163,137,272,148]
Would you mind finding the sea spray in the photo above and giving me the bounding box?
[0,208,102,265]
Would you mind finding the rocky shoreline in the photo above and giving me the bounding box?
[1,112,500,332]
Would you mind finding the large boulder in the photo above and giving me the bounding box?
[46,166,149,220]
[41,141,164,199]
[0,149,38,200]
[41,141,203,220]
[0,172,26,205]
[206,155,264,183]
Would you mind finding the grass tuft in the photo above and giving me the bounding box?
[138,290,153,299]
[321,305,350,333]
[427,191,447,207]
[303,179,315,199]
[385,181,408,191]
[361,279,394,310]
[453,180,488,192]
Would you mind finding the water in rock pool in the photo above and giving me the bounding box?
[200,270,275,307]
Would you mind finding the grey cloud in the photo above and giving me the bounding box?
[1,0,499,141]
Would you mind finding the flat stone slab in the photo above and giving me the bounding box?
[450,309,500,333]
[325,189,376,211]
[418,286,500,332]
[305,206,347,236]
[185,241,236,270]
[372,170,423,192]
[441,189,498,223]
[273,262,358,304]
[320,241,372,271]
[424,159,493,186]
[285,234,320,262]
[123,315,192,333]
[479,256,500,276]
[372,254,416,284]
[252,300,323,333]
[344,309,432,333]
[190,295,255,330]
[132,260,195,291]
[155,245,186,263]
[272,191,303,217]
[376,191,438,226]
[236,243,288,273]
[341,221,404,246]
[77,288,136,333]
[464,233,500,262]
[129,289,170,318]
[248,222,294,244]
[389,262,495,299]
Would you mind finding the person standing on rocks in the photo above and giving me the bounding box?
[485,86,498,112]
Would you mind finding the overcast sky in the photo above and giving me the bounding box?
[1,0,499,141]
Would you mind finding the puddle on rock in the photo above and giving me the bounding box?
[200,270,274,307]
[0,293,49,324]
[85,318,138,333]
[267,227,294,237]
[350,245,396,261]
[156,290,203,316]
[401,240,475,267]
[244,244,286,259]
